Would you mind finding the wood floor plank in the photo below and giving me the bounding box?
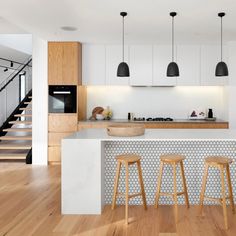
[0,164,235,236]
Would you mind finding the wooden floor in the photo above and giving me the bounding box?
[0,163,235,236]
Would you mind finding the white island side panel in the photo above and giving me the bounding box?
[62,139,104,214]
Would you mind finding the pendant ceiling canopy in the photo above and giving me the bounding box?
[117,12,130,77]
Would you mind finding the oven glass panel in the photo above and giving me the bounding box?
[49,86,76,113]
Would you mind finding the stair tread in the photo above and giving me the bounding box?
[14,114,32,117]
[9,121,32,124]
[3,128,32,132]
[28,96,32,99]
[0,153,26,159]
[0,136,32,140]
[0,144,31,149]
[19,108,32,110]
[24,102,32,104]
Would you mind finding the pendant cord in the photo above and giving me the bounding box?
[172,16,174,62]
[221,16,223,61]
[122,16,124,62]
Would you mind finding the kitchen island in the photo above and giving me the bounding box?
[61,129,236,215]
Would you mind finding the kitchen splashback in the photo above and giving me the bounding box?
[87,86,228,120]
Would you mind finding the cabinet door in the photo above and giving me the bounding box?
[48,114,77,132]
[106,45,129,85]
[153,45,177,86]
[82,44,106,85]
[200,45,228,86]
[129,45,152,86]
[48,42,81,85]
[177,45,200,86]
[48,146,61,162]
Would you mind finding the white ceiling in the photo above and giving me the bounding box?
[1,0,236,44]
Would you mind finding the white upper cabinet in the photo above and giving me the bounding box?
[105,45,129,85]
[153,45,177,86]
[129,45,153,86]
[177,45,201,86]
[82,44,106,85]
[200,45,228,86]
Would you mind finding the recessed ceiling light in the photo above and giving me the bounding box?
[60,26,78,31]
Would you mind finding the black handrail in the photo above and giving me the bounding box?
[0,58,32,92]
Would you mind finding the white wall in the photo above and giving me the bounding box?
[0,34,32,54]
[32,36,48,165]
[87,86,228,120]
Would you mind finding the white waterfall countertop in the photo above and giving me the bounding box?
[63,128,236,141]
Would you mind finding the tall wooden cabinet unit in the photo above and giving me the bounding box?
[48,42,86,163]
[48,42,82,85]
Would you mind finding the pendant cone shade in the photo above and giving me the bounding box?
[117,12,130,77]
[215,61,228,76]
[117,62,130,77]
[215,12,229,77]
[167,12,179,77]
[167,62,179,77]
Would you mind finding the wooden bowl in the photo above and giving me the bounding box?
[107,124,145,137]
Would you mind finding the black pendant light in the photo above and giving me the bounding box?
[215,12,228,76]
[117,12,130,77]
[167,12,179,77]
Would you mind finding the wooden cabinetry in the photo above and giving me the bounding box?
[48,114,78,132]
[48,42,82,85]
[48,114,78,163]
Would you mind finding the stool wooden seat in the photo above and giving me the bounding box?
[199,156,235,229]
[154,154,189,223]
[160,154,185,163]
[116,154,141,164]
[111,154,147,225]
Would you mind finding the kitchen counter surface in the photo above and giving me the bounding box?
[78,119,228,123]
[64,128,236,140]
[77,119,229,129]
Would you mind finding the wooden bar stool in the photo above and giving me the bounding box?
[111,154,147,225]
[199,156,235,229]
[154,154,189,223]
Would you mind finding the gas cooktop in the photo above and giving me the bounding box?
[133,117,174,122]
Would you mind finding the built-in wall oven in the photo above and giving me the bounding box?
[49,85,77,113]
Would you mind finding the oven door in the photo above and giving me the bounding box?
[49,86,76,113]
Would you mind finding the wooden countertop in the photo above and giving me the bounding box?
[78,119,229,129]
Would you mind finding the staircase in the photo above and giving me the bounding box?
[0,55,32,163]
[0,91,32,163]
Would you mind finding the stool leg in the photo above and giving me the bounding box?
[199,163,209,215]
[220,166,228,230]
[137,160,147,210]
[154,161,164,208]
[173,163,178,223]
[125,163,129,225]
[180,161,190,208]
[226,164,235,214]
[111,162,121,210]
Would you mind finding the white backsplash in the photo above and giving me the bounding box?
[87,86,228,120]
